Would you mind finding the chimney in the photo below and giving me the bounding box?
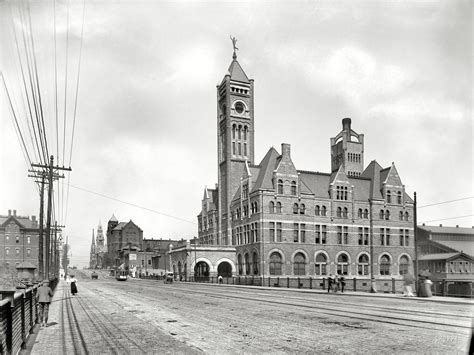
[8,209,11,216]
[13,210,16,217]
[32,215,36,222]
[342,117,352,131]
[439,224,442,227]
[281,143,291,159]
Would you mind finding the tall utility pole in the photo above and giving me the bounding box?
[30,155,71,280]
[414,192,418,292]
[51,222,65,278]
[369,198,377,293]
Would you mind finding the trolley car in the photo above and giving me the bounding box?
[116,270,128,281]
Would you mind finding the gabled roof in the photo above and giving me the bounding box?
[0,215,37,229]
[329,165,350,186]
[382,163,403,187]
[361,160,384,200]
[252,147,280,191]
[228,59,250,83]
[418,252,473,262]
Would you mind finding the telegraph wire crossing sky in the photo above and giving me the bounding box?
[0,1,472,267]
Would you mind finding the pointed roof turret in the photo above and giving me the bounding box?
[226,36,250,83]
[109,214,118,222]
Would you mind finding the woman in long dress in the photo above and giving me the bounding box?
[70,275,78,295]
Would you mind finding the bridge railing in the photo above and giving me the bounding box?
[0,279,59,354]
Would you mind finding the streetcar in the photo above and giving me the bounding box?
[116,270,128,281]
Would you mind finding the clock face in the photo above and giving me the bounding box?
[234,101,245,114]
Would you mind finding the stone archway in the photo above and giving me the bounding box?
[217,261,233,277]
[194,261,210,281]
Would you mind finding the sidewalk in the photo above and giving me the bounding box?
[21,280,71,354]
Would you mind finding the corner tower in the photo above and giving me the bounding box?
[330,118,364,177]
[217,40,254,245]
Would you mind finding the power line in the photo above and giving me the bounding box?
[420,215,474,224]
[418,196,473,209]
[68,184,197,225]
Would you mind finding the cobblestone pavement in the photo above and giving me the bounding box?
[28,271,473,354]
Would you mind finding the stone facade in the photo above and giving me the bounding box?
[193,50,415,284]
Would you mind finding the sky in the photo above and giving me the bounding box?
[0,0,472,268]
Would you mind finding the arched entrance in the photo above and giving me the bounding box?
[194,261,210,281]
[217,261,232,277]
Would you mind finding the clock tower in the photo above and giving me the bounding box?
[217,42,254,245]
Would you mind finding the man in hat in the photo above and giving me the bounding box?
[36,280,54,327]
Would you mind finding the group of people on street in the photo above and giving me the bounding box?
[327,274,346,293]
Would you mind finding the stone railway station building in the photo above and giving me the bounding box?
[169,48,415,291]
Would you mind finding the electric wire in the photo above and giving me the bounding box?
[1,71,33,166]
[418,196,473,209]
[64,0,86,225]
[68,184,197,225]
[27,2,50,162]
[10,4,44,165]
[420,215,474,224]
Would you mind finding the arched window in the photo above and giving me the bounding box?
[379,210,385,220]
[399,256,409,275]
[232,124,236,139]
[321,206,327,216]
[358,254,369,275]
[276,202,282,214]
[387,190,391,203]
[243,126,247,140]
[364,209,368,218]
[397,191,402,204]
[269,252,282,275]
[293,253,306,276]
[300,204,306,215]
[337,207,342,218]
[385,210,390,220]
[358,208,363,218]
[380,255,391,276]
[291,181,297,195]
[315,205,320,216]
[253,252,259,274]
[278,180,284,194]
[315,253,327,275]
[238,254,243,275]
[269,201,275,213]
[343,207,348,218]
[399,211,404,221]
[337,254,349,275]
[404,212,409,221]
[245,253,250,275]
[293,203,299,214]
[238,125,242,139]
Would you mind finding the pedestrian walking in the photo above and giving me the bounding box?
[218,275,223,284]
[70,275,78,295]
[340,276,346,293]
[36,280,53,327]
[403,273,415,297]
[327,274,333,293]
[333,274,339,292]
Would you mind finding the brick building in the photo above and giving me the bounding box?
[106,214,143,268]
[189,48,416,287]
[0,209,39,277]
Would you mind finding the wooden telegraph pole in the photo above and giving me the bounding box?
[30,155,71,280]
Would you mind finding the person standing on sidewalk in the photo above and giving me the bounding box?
[36,280,53,327]
[340,276,346,293]
[70,275,78,295]
[327,274,333,293]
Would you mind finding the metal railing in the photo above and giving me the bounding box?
[0,278,58,354]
